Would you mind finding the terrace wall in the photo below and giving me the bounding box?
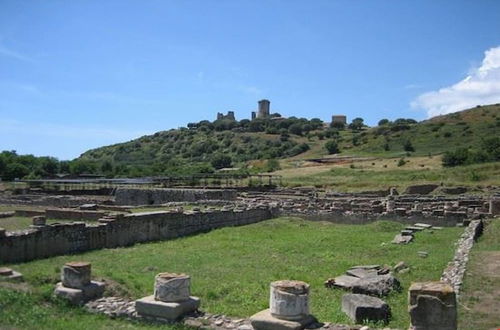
[0,208,273,263]
[115,188,237,205]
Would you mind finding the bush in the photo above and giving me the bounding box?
[211,154,232,170]
[397,158,406,167]
[325,140,340,154]
[403,140,415,152]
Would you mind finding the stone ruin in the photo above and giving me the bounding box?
[135,272,200,321]
[250,280,316,330]
[54,262,105,305]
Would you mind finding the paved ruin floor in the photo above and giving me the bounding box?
[459,219,500,330]
[0,217,462,329]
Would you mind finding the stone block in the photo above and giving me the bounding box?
[0,268,24,282]
[135,295,200,320]
[61,262,91,289]
[32,216,46,226]
[341,293,390,324]
[392,234,413,244]
[54,280,105,304]
[154,273,191,302]
[270,280,309,321]
[250,309,315,330]
[408,281,456,330]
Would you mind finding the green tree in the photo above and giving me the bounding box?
[325,140,340,154]
[211,154,232,170]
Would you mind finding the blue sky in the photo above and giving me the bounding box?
[1,0,500,160]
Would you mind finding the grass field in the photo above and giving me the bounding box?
[278,161,500,191]
[0,217,462,329]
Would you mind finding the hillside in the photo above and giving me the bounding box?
[77,104,499,177]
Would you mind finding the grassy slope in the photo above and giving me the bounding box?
[1,218,462,329]
[279,161,500,191]
[79,104,500,166]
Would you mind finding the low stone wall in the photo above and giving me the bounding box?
[0,208,274,263]
[441,219,484,296]
[45,208,107,221]
[14,210,46,217]
[115,188,237,206]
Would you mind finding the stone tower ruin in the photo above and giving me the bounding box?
[257,99,270,118]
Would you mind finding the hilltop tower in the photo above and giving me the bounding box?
[257,99,270,118]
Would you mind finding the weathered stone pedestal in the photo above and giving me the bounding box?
[135,273,200,321]
[250,280,315,330]
[54,262,105,305]
[490,197,500,215]
[408,281,457,330]
[0,267,24,282]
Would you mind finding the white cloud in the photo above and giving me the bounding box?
[412,46,500,117]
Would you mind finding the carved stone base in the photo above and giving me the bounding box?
[54,281,105,305]
[250,309,316,330]
[135,295,200,320]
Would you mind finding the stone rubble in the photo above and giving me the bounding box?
[440,219,484,297]
[85,296,367,330]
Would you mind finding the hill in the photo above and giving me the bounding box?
[77,104,499,176]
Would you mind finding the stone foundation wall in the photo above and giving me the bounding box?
[0,208,273,263]
[283,211,465,227]
[45,208,107,221]
[115,188,237,206]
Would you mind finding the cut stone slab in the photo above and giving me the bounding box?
[328,275,360,289]
[392,234,413,244]
[351,274,401,297]
[346,268,378,279]
[0,268,23,282]
[414,223,432,229]
[400,230,414,236]
[54,281,105,305]
[250,309,316,330]
[341,293,390,324]
[135,295,200,320]
[405,226,424,232]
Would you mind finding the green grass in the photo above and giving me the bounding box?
[459,219,500,330]
[282,162,500,191]
[1,217,462,329]
[0,216,92,232]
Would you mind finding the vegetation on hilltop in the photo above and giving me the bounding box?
[1,104,499,180]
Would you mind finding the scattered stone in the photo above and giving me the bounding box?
[400,230,414,236]
[0,267,23,282]
[405,226,424,232]
[351,274,401,297]
[80,204,98,210]
[393,261,408,273]
[392,234,413,244]
[341,293,390,324]
[417,251,429,258]
[413,223,432,229]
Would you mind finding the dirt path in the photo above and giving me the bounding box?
[459,220,500,330]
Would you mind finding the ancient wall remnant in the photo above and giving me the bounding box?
[114,188,237,206]
[408,282,457,330]
[0,208,273,263]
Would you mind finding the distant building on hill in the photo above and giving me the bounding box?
[216,111,236,121]
[331,115,347,125]
[257,99,270,118]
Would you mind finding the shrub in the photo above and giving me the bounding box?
[403,140,415,152]
[397,158,406,167]
[325,140,340,154]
